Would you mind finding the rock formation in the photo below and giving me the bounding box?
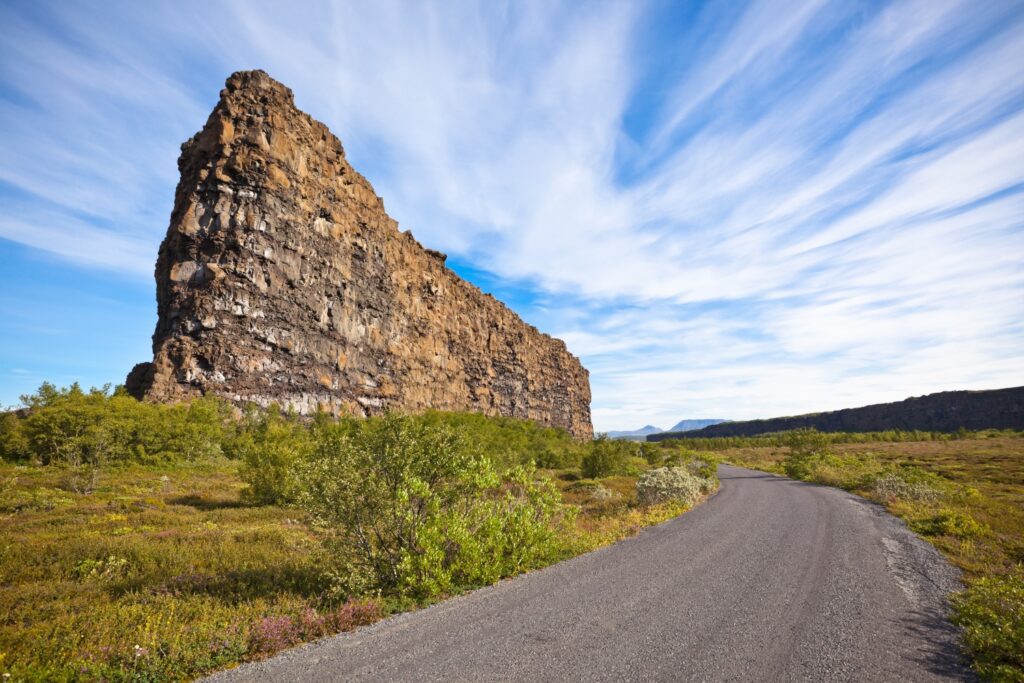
[647,387,1024,440]
[127,70,592,439]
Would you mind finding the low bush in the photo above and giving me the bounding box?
[623,455,648,477]
[684,456,718,480]
[782,428,832,479]
[0,411,29,461]
[951,570,1024,681]
[4,384,591,484]
[297,414,567,599]
[247,600,382,657]
[801,453,885,490]
[913,509,989,540]
[871,469,943,504]
[638,443,662,466]
[231,407,313,505]
[568,479,620,501]
[533,445,579,469]
[635,467,711,507]
[73,555,130,581]
[581,436,631,478]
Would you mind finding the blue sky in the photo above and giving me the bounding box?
[1,0,1022,432]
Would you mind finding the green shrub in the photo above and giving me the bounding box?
[795,452,880,490]
[9,383,231,466]
[297,413,566,599]
[913,509,989,539]
[638,443,662,466]
[532,445,580,469]
[685,454,719,480]
[569,479,621,501]
[0,485,74,513]
[636,467,712,507]
[231,407,314,505]
[0,410,30,461]
[581,436,630,478]
[623,456,648,477]
[782,428,831,479]
[416,410,580,469]
[952,570,1024,681]
[74,555,130,581]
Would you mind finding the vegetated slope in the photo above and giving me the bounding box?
[126,69,592,438]
[648,387,1024,440]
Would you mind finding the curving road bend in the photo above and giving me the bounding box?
[208,465,972,682]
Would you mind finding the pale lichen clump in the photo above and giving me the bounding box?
[635,466,714,507]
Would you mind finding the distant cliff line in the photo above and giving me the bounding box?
[647,387,1024,441]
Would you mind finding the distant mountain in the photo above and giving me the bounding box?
[666,418,728,433]
[648,387,1024,441]
[605,420,728,440]
[605,425,664,440]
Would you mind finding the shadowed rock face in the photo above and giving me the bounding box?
[127,70,592,438]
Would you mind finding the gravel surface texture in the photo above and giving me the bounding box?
[206,465,972,682]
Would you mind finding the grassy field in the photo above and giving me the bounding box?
[707,432,1024,681]
[6,386,1016,680]
[0,454,705,681]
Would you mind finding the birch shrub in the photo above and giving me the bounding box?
[230,407,312,505]
[297,414,566,599]
[782,428,832,479]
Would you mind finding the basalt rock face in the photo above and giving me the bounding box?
[647,387,1024,441]
[127,70,592,438]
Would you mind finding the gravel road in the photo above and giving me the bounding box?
[207,465,972,681]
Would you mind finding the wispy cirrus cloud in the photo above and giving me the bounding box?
[0,0,1021,429]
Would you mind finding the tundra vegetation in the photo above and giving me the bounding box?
[664,427,1023,682]
[0,383,716,681]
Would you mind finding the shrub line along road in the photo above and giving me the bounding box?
[207,465,972,682]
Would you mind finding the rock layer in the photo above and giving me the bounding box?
[128,70,592,438]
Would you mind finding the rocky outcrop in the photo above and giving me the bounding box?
[647,387,1024,440]
[127,70,592,438]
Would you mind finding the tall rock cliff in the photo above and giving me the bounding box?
[127,70,592,439]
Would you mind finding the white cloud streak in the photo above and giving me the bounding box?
[1,0,1021,430]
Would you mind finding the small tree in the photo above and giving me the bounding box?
[232,407,312,505]
[581,435,629,478]
[0,411,30,462]
[782,428,831,479]
[638,442,662,466]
